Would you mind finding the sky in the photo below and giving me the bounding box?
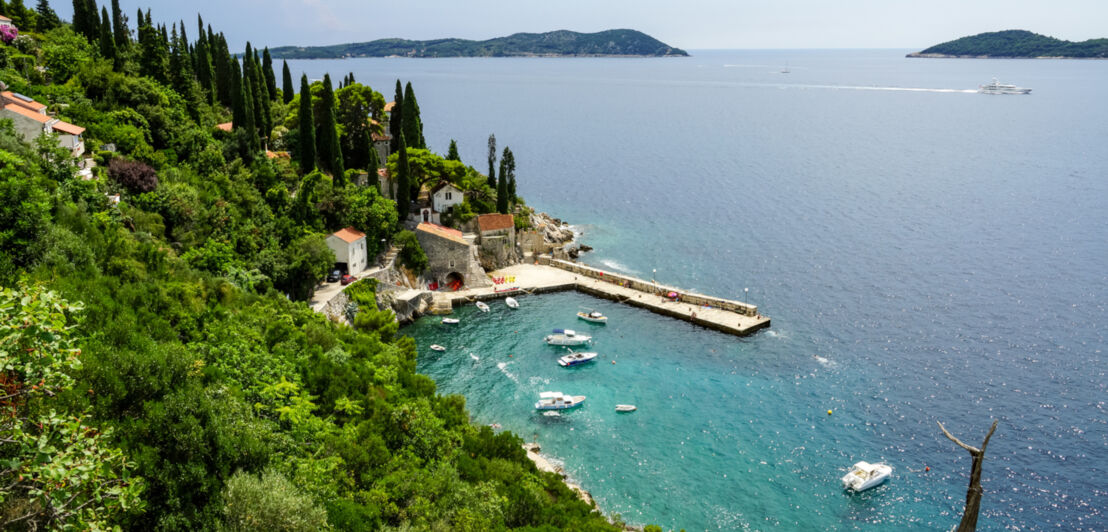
[50,0,1108,52]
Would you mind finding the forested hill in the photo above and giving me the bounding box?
[269,29,689,58]
[907,30,1108,58]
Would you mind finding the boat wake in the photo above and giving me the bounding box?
[497,361,519,383]
[599,259,637,275]
[528,376,551,386]
[469,353,480,362]
[796,83,977,94]
[813,355,836,368]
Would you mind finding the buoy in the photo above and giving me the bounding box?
[925,466,930,472]
[509,354,513,358]
[827,409,833,415]
[611,360,616,364]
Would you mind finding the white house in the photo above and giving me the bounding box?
[0,91,85,157]
[430,182,464,213]
[0,15,12,29]
[326,227,368,274]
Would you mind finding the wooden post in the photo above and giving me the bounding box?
[938,419,999,532]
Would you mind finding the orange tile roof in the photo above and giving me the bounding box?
[2,91,47,112]
[477,213,514,233]
[371,132,390,142]
[0,15,10,22]
[416,222,467,245]
[384,101,396,112]
[377,168,389,178]
[215,121,233,132]
[3,103,51,124]
[331,226,366,243]
[52,121,85,135]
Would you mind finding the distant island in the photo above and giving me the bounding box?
[268,29,688,59]
[907,30,1108,59]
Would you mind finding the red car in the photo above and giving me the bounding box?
[340,274,355,285]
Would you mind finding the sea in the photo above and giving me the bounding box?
[287,50,1108,530]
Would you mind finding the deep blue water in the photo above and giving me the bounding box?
[289,51,1108,530]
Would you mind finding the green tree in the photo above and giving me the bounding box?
[222,469,328,532]
[34,0,61,32]
[500,146,516,202]
[0,282,145,530]
[70,0,88,41]
[395,132,410,218]
[317,73,344,179]
[447,139,460,161]
[262,47,277,101]
[193,15,214,102]
[394,229,427,273]
[389,79,403,153]
[98,7,116,67]
[337,82,385,170]
[496,163,508,214]
[110,0,127,50]
[297,74,316,173]
[0,151,50,279]
[281,59,293,104]
[486,133,496,188]
[401,81,425,149]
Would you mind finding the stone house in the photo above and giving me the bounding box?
[326,227,368,274]
[414,222,490,291]
[1,91,85,156]
[475,213,519,270]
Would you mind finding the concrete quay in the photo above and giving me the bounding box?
[435,258,770,337]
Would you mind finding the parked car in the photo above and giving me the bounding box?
[341,274,355,285]
[327,269,342,283]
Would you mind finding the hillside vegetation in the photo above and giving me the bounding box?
[269,29,688,58]
[909,29,1108,58]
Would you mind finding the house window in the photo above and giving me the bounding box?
[448,260,455,268]
[445,192,452,200]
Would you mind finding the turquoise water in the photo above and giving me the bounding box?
[290,51,1108,530]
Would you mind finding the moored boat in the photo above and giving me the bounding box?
[544,329,591,346]
[534,391,586,410]
[615,404,637,412]
[558,351,598,367]
[979,78,1031,95]
[505,297,519,309]
[841,461,892,492]
[441,317,460,324]
[577,310,608,324]
[475,301,490,312]
[429,344,446,352]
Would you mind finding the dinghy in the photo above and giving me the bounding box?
[505,297,519,309]
[577,310,608,324]
[429,344,446,352]
[475,301,490,312]
[441,317,460,324]
[615,404,637,412]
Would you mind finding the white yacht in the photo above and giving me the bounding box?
[534,391,586,410]
[979,78,1031,95]
[544,329,591,346]
[558,351,598,367]
[577,310,608,324]
[841,461,892,492]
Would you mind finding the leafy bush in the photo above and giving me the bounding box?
[109,158,158,193]
[395,229,428,273]
[222,469,329,531]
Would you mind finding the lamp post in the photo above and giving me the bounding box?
[744,287,749,302]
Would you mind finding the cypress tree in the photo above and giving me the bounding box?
[396,132,410,218]
[389,80,403,153]
[486,134,496,189]
[496,165,508,214]
[168,24,192,94]
[9,0,34,32]
[98,7,118,70]
[242,75,260,155]
[71,0,87,40]
[366,136,380,171]
[230,59,244,128]
[110,0,126,50]
[83,0,100,43]
[34,0,60,32]
[213,34,232,107]
[262,48,277,101]
[194,16,213,102]
[401,81,425,150]
[281,60,293,104]
[318,74,344,179]
[446,139,459,161]
[501,147,516,201]
[298,74,316,173]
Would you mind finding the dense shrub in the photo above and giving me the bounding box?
[109,158,158,193]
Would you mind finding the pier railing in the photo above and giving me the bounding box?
[538,257,758,317]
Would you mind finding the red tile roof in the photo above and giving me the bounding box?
[331,226,366,243]
[416,222,467,245]
[477,213,514,233]
[2,91,46,112]
[1,103,84,135]
[215,121,233,132]
[52,120,85,135]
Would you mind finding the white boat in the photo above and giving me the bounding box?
[841,461,893,492]
[429,344,446,352]
[441,317,460,324]
[978,78,1031,95]
[615,404,637,412]
[558,351,598,367]
[544,329,591,346]
[534,391,586,410]
[505,297,519,309]
[475,301,490,312]
[577,310,608,324]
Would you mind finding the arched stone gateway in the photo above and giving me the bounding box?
[444,272,465,291]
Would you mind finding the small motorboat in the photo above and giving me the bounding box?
[441,317,460,324]
[558,350,598,367]
[615,404,637,412]
[545,329,591,346]
[577,310,608,324]
[535,391,586,410]
[841,461,892,492]
[505,297,519,309]
[429,344,446,352]
[475,301,490,312]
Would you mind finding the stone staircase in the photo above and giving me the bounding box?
[379,245,400,268]
[429,293,454,315]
